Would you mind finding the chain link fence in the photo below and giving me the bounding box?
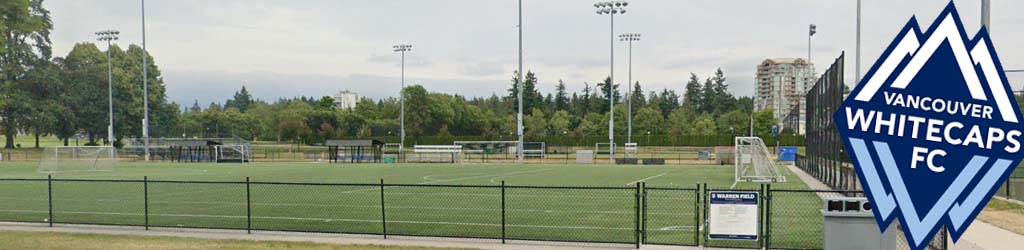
[994,168,1024,202]
[768,189,948,250]
[0,178,952,249]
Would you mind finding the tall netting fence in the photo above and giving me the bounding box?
[797,53,857,191]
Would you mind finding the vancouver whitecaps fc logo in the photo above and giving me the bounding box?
[835,2,1024,249]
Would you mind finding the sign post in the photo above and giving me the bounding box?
[707,191,760,241]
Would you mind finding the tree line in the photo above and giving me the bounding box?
[175,68,780,146]
[1,1,176,148]
[0,0,779,148]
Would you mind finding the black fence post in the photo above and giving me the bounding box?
[759,184,766,249]
[765,184,772,249]
[501,180,506,244]
[701,183,708,247]
[47,174,52,227]
[246,177,251,234]
[380,178,387,239]
[641,182,648,244]
[144,176,149,230]
[634,182,640,249]
[694,183,700,245]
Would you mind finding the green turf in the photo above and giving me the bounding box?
[0,162,824,248]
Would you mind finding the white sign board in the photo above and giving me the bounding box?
[708,191,759,241]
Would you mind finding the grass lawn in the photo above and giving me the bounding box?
[0,162,824,248]
[979,198,1024,235]
[0,231,473,250]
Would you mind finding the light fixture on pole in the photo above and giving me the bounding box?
[594,0,627,161]
[141,0,151,161]
[808,24,816,65]
[96,29,119,149]
[393,44,412,154]
[619,33,639,144]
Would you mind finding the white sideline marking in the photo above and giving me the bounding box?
[0,209,633,231]
[729,181,739,189]
[625,173,667,186]
[657,226,697,231]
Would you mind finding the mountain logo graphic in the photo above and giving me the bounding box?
[835,2,1024,250]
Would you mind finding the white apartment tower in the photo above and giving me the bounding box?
[333,90,359,110]
[755,58,815,135]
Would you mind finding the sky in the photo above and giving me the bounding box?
[45,0,1024,106]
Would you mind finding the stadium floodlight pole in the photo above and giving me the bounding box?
[855,0,861,84]
[595,0,627,161]
[393,44,411,154]
[96,30,119,149]
[141,0,151,161]
[619,33,639,144]
[516,0,524,163]
[808,24,816,66]
[982,0,991,32]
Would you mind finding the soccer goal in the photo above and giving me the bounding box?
[215,144,250,163]
[38,146,117,173]
[522,142,546,158]
[595,143,616,159]
[735,137,786,182]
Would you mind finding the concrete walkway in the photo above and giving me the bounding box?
[785,165,1024,250]
[0,222,722,250]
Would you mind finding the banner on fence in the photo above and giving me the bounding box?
[707,191,759,241]
[836,2,1024,250]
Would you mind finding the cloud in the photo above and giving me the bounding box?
[45,0,1024,103]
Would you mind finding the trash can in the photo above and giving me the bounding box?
[823,198,897,249]
[778,146,798,161]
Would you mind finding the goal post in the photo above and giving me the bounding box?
[595,143,616,155]
[522,142,546,158]
[735,137,786,182]
[38,146,117,173]
[214,144,250,163]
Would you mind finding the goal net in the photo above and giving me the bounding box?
[595,143,616,158]
[215,144,250,163]
[522,142,546,158]
[735,137,785,182]
[38,146,117,173]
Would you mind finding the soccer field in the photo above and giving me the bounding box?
[0,162,827,248]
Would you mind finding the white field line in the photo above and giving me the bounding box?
[657,226,698,232]
[0,209,639,231]
[625,172,667,186]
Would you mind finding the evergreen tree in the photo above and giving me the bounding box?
[596,76,620,113]
[630,81,646,110]
[554,80,569,111]
[658,89,681,118]
[682,73,703,113]
[226,85,254,112]
[507,71,542,115]
[701,78,715,114]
